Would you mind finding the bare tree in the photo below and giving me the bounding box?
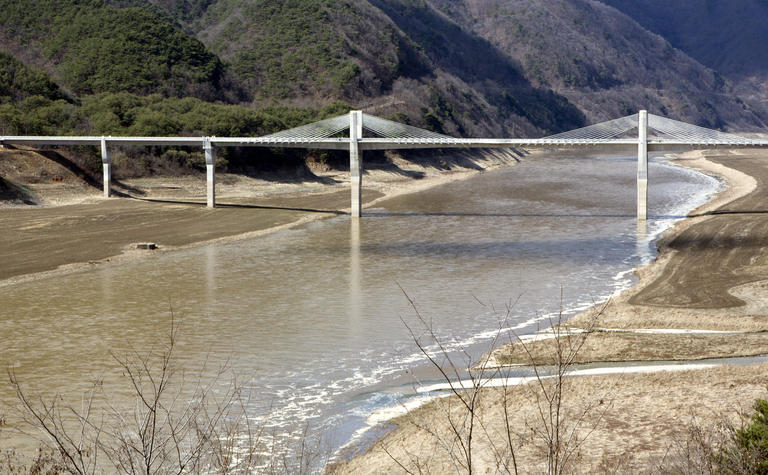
[385,291,609,474]
[8,368,102,474]
[389,289,521,474]
[515,308,605,475]
[6,311,270,474]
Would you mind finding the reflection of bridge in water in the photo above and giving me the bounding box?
[2,110,766,219]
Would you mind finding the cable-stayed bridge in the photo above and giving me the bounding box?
[2,110,767,218]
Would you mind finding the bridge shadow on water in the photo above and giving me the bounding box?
[133,197,347,215]
[124,198,768,220]
[364,211,689,220]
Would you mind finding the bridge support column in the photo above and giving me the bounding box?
[204,137,216,208]
[100,138,111,198]
[637,110,648,220]
[350,110,363,218]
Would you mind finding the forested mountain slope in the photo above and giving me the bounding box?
[113,0,587,136]
[0,0,238,101]
[0,0,766,146]
[427,0,765,130]
[0,51,66,103]
[599,0,768,112]
[131,0,766,131]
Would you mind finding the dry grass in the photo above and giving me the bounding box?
[494,331,768,365]
[332,363,768,474]
[568,300,768,332]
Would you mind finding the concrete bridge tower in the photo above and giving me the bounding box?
[638,110,648,220]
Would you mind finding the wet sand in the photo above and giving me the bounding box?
[333,149,768,472]
[332,362,768,473]
[0,190,363,284]
[495,149,768,363]
[0,149,521,285]
[631,153,768,308]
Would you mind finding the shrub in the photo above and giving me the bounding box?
[734,388,768,473]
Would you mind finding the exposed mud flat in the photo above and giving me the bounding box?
[0,147,521,284]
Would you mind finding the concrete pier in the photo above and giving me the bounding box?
[100,138,111,198]
[637,110,648,220]
[204,137,216,208]
[349,111,363,218]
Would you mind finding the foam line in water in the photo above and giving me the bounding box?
[335,393,449,456]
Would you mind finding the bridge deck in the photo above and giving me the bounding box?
[2,110,767,218]
[2,136,767,150]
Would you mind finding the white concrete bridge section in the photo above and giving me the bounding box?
[1,110,767,218]
[542,111,768,218]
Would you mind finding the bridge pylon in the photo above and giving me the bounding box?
[204,137,216,208]
[349,111,363,218]
[100,138,112,198]
[638,110,648,220]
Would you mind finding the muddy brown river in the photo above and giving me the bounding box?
[0,151,720,467]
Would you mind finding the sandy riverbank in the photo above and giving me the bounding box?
[331,149,768,473]
[0,148,521,286]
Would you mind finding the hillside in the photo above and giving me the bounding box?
[599,0,768,112]
[600,0,768,80]
[117,0,586,137]
[427,0,766,130]
[0,52,66,103]
[130,0,767,131]
[0,0,235,101]
[0,0,766,153]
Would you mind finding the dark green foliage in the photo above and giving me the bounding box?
[79,92,349,136]
[0,52,66,103]
[0,89,348,137]
[223,0,362,99]
[0,97,87,135]
[735,389,768,473]
[0,90,350,175]
[0,0,225,99]
[421,109,444,134]
[108,0,216,23]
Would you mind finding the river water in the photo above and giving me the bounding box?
[0,151,720,466]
